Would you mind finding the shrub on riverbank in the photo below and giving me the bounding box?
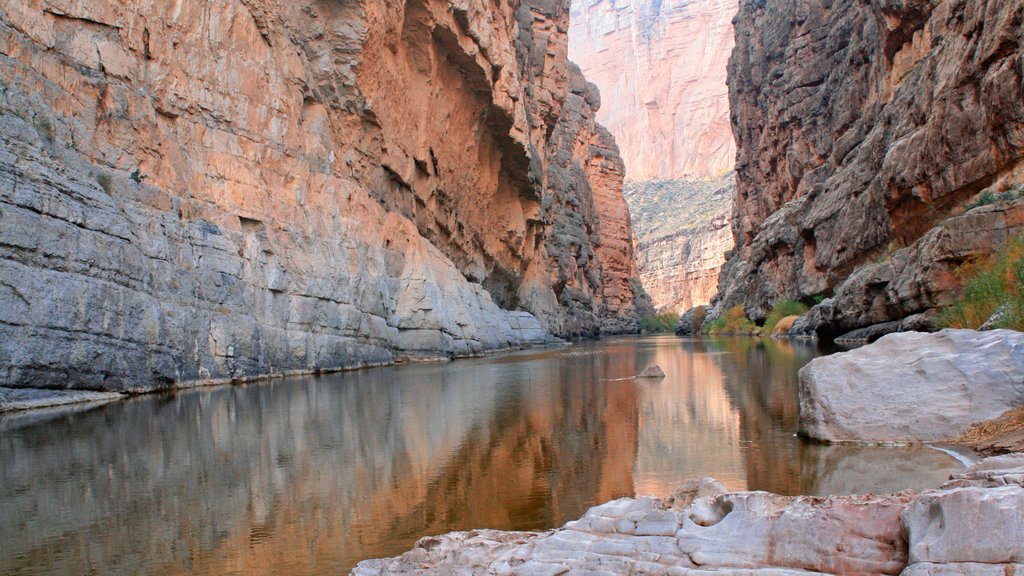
[707,305,757,335]
[938,236,1024,331]
[640,313,679,334]
[764,300,808,335]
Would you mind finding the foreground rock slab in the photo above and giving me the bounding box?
[799,330,1024,444]
[353,456,1024,575]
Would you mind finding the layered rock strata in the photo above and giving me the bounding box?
[0,0,645,391]
[569,0,738,313]
[354,455,1024,575]
[790,201,1024,340]
[719,0,1024,328]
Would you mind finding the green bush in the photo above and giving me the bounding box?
[640,313,678,334]
[764,300,809,335]
[938,236,1024,331]
[706,305,756,335]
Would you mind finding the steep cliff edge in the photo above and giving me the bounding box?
[0,0,645,392]
[720,0,1024,332]
[569,0,738,313]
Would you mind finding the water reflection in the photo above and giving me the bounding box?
[0,336,960,575]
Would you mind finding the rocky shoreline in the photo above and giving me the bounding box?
[354,454,1024,575]
[353,330,1024,575]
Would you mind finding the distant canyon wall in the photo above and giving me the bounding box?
[719,0,1024,333]
[568,0,737,182]
[625,174,735,314]
[569,0,738,312]
[0,0,646,392]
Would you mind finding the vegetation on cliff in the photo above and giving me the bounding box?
[763,300,808,336]
[707,305,757,335]
[939,236,1024,331]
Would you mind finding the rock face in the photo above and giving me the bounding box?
[626,174,736,313]
[719,0,1024,326]
[568,0,737,182]
[0,0,646,391]
[791,202,1024,340]
[799,330,1024,444]
[569,1,738,314]
[353,454,1024,575]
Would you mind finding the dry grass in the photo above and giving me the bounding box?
[938,236,1024,331]
[957,405,1024,446]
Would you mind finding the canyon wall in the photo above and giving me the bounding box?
[0,0,646,392]
[569,0,738,313]
[720,0,1024,333]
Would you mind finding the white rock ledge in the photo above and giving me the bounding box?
[799,329,1024,444]
[352,456,1024,576]
[0,387,123,413]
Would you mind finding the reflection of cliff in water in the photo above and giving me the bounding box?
[0,337,961,576]
[706,337,958,496]
[0,351,640,576]
[630,338,747,495]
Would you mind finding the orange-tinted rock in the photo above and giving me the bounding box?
[0,0,644,391]
[719,0,1024,327]
[569,0,738,313]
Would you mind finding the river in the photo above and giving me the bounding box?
[0,335,961,575]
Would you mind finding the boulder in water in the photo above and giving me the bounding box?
[799,329,1024,443]
[637,366,666,379]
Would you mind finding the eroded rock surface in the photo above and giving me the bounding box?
[799,330,1024,444]
[719,0,1024,326]
[353,455,1024,576]
[0,0,645,391]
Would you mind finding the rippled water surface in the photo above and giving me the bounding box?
[0,336,961,575]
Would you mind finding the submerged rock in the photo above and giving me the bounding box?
[353,456,1024,575]
[799,330,1024,444]
[637,366,666,379]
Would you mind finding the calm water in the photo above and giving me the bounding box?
[0,336,961,575]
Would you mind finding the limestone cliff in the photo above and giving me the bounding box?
[0,0,645,392]
[720,0,1024,333]
[569,0,738,313]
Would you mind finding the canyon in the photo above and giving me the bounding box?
[569,0,738,313]
[718,0,1024,336]
[0,0,647,393]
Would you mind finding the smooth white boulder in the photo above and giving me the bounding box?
[798,330,1024,443]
